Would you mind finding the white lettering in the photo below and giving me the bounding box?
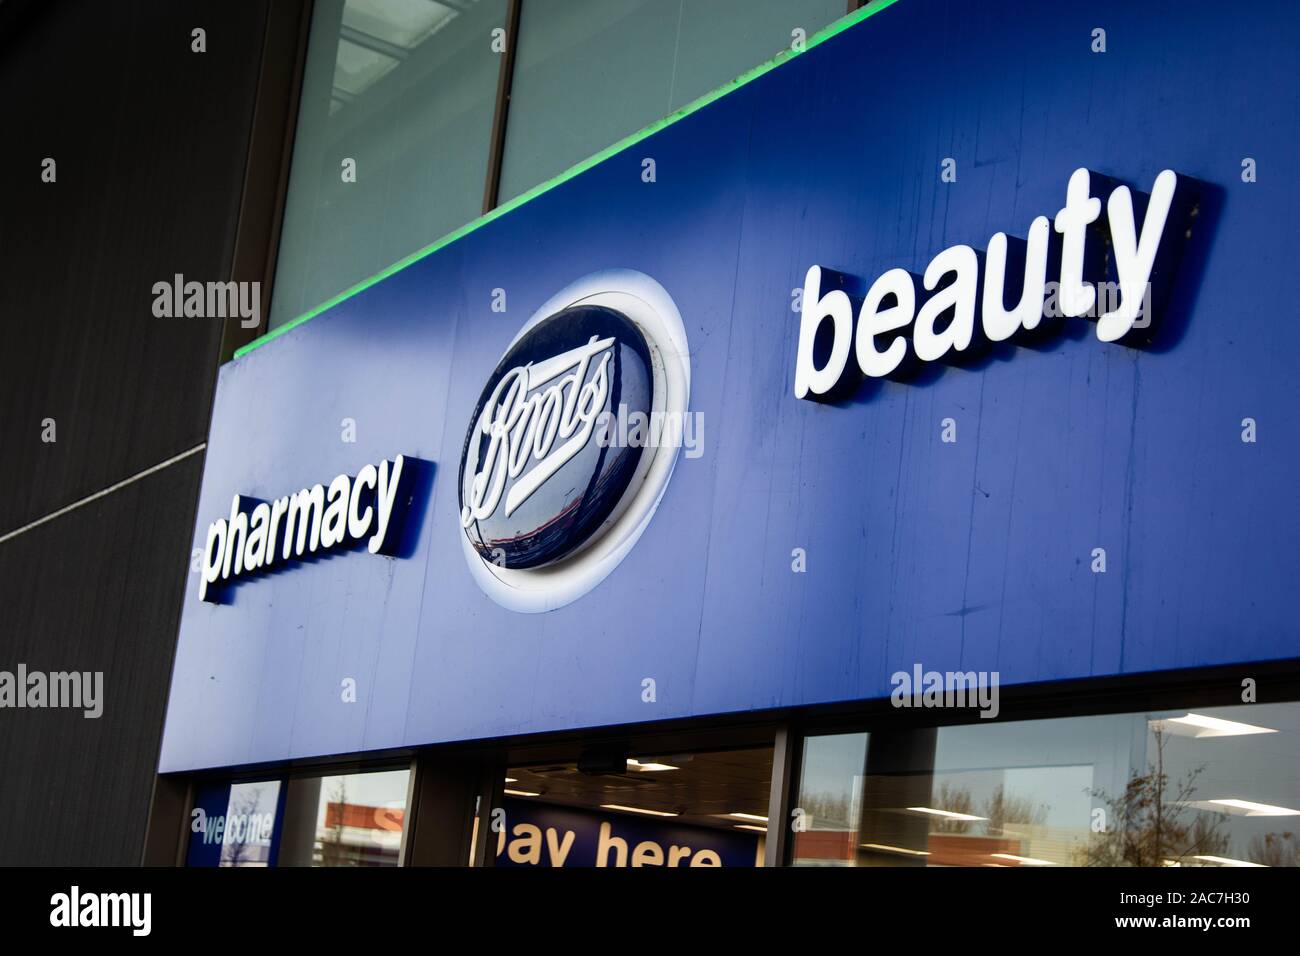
[462,337,612,525]
[200,456,410,602]
[794,167,1183,396]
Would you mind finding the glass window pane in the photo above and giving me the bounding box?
[791,732,869,866]
[801,702,1300,867]
[498,0,846,201]
[268,0,509,330]
[1094,704,1300,868]
[279,768,412,867]
[925,717,1124,867]
[500,747,772,867]
[185,780,283,867]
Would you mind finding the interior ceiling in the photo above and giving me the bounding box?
[507,746,773,832]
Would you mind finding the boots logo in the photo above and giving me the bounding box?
[458,270,690,612]
[460,333,618,531]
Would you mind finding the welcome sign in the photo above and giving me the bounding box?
[160,0,1299,772]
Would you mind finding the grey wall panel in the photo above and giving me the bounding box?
[0,0,271,864]
[0,0,268,534]
[0,454,204,865]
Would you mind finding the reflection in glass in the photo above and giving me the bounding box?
[790,732,867,866]
[269,0,509,330]
[219,781,281,867]
[279,768,411,867]
[498,0,847,201]
[793,703,1300,867]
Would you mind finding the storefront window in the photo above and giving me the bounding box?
[497,0,847,201]
[186,768,411,867]
[793,703,1300,867]
[269,0,509,330]
[790,732,869,866]
[269,0,851,331]
[500,747,772,867]
[185,780,284,867]
[278,768,412,867]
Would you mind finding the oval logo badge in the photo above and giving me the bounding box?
[458,270,690,612]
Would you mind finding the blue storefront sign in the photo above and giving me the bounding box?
[160,0,1299,772]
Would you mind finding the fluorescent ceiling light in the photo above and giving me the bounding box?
[504,777,517,783]
[727,812,769,823]
[991,852,1056,866]
[861,843,930,857]
[907,806,987,822]
[1203,798,1300,817]
[626,759,678,772]
[601,803,678,818]
[734,824,768,833]
[1157,713,1277,738]
[1192,855,1267,867]
[504,788,540,797]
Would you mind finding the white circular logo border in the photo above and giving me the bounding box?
[459,269,691,613]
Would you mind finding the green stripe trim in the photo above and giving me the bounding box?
[235,0,901,359]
